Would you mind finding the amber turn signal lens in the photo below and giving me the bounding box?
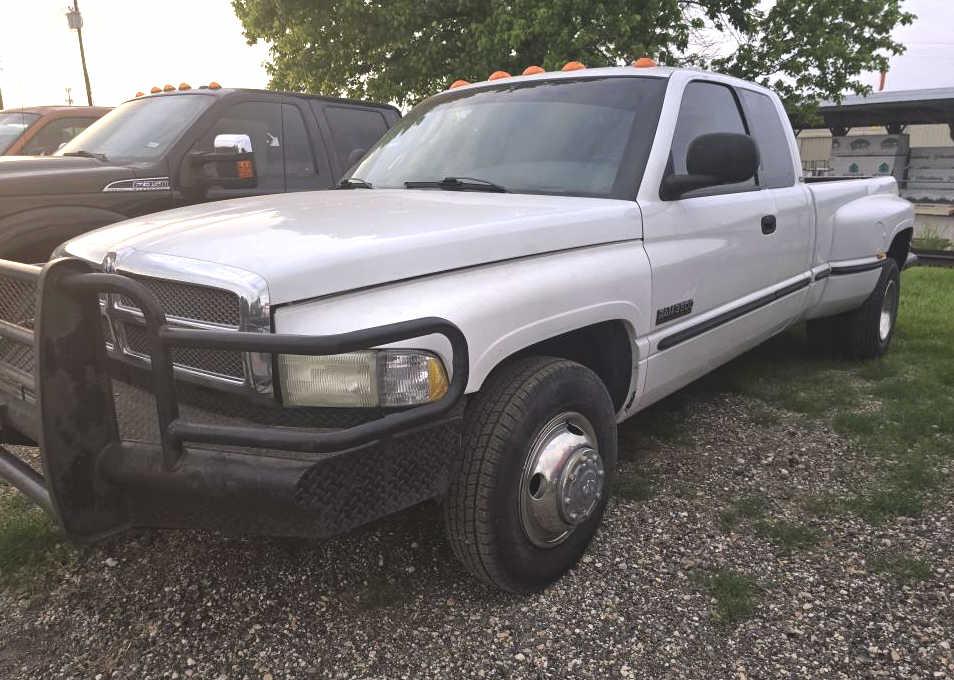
[522,65,545,75]
[562,61,585,71]
[632,56,657,68]
[236,159,255,179]
[488,70,511,80]
[449,79,470,89]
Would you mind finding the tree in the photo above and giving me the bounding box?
[232,0,913,119]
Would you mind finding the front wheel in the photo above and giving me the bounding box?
[442,357,617,593]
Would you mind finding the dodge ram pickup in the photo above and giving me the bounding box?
[0,86,399,262]
[0,64,914,593]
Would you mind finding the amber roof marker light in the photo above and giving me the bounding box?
[632,57,657,68]
[488,70,512,81]
[522,65,545,76]
[178,82,191,91]
[208,81,222,90]
[449,79,470,89]
[150,86,161,94]
[561,61,586,71]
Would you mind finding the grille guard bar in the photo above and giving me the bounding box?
[0,257,469,536]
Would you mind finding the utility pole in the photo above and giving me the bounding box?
[66,1,93,106]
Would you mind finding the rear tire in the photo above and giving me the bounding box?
[818,259,900,360]
[442,357,617,593]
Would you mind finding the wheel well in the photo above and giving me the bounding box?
[888,228,913,271]
[512,320,633,411]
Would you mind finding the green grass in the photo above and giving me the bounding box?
[867,551,933,584]
[704,267,954,525]
[719,494,769,532]
[0,492,70,588]
[753,519,821,554]
[614,471,656,502]
[696,568,760,625]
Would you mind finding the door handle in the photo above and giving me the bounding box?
[761,215,777,235]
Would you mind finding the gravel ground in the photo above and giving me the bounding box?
[1,392,952,679]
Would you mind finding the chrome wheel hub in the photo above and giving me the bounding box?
[519,412,604,548]
[879,279,898,342]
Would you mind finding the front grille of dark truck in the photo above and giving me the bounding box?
[0,269,246,386]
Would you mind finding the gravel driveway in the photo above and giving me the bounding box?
[1,392,952,679]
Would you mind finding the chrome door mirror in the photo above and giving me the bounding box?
[213,133,253,154]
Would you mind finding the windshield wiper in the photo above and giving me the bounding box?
[62,149,108,162]
[404,176,507,193]
[338,177,373,189]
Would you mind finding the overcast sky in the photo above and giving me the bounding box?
[0,0,951,109]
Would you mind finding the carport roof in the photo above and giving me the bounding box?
[817,87,954,130]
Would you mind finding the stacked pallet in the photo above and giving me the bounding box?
[902,147,954,204]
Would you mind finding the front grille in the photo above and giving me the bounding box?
[122,321,245,380]
[116,274,241,327]
[0,266,252,390]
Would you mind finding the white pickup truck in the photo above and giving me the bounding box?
[0,64,914,593]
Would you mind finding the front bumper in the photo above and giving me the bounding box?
[0,257,468,541]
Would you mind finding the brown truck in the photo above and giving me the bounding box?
[0,106,110,156]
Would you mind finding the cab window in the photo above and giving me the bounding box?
[738,89,796,188]
[193,101,285,192]
[666,81,755,195]
[282,104,320,191]
[22,117,97,155]
[322,105,388,173]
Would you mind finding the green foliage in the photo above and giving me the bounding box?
[232,0,913,112]
[0,493,70,588]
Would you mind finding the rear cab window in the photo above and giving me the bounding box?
[737,89,796,188]
[320,105,389,174]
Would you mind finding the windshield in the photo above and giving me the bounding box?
[56,94,213,162]
[0,112,40,154]
[350,76,667,198]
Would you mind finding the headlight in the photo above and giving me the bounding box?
[277,350,449,407]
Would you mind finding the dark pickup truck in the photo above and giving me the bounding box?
[0,86,400,262]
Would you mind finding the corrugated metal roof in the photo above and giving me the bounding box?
[820,87,954,109]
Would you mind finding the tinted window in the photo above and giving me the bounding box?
[323,106,389,172]
[21,117,96,155]
[738,89,796,188]
[0,112,40,153]
[57,95,212,162]
[282,104,319,190]
[668,81,754,194]
[350,77,667,198]
[195,101,285,192]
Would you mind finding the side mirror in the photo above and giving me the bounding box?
[187,133,257,189]
[661,132,759,200]
[214,133,252,153]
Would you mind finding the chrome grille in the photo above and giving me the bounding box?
[121,322,245,380]
[116,274,241,327]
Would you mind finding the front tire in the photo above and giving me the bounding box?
[443,357,617,593]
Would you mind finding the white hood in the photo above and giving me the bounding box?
[63,189,641,304]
